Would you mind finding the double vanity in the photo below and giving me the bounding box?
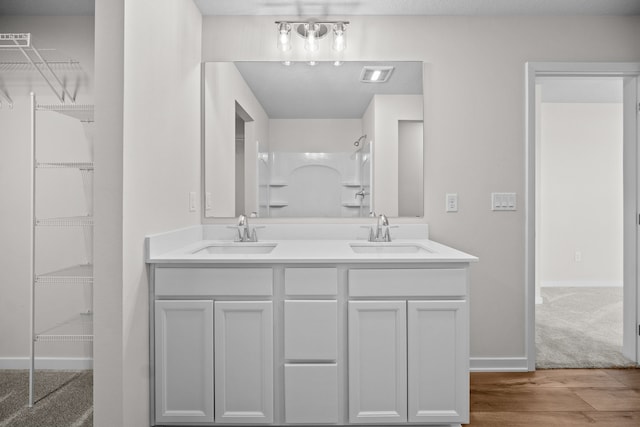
[146,223,477,427]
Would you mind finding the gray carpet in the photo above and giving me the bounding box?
[536,287,636,369]
[0,370,92,427]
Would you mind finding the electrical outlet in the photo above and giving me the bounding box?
[575,251,582,262]
[189,191,197,212]
[446,193,458,212]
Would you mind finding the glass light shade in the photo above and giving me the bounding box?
[304,23,319,52]
[277,23,291,52]
[332,23,346,52]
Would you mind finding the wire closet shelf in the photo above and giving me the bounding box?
[0,33,82,107]
[28,93,94,407]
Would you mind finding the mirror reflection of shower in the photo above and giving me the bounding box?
[351,135,372,217]
[259,135,373,218]
[353,134,366,147]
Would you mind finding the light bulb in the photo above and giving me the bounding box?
[332,23,346,52]
[304,23,319,52]
[277,22,291,52]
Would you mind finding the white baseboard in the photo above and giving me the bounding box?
[0,357,93,370]
[541,280,622,288]
[470,357,530,372]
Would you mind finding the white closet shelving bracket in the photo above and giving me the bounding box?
[0,89,13,109]
[0,33,75,104]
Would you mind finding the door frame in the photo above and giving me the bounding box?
[525,62,640,370]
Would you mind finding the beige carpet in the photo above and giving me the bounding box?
[0,370,92,427]
[536,287,636,369]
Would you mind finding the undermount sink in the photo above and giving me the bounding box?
[193,243,277,255]
[349,243,433,254]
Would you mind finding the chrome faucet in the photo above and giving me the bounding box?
[234,213,258,242]
[368,213,392,242]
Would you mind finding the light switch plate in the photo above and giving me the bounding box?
[189,191,197,212]
[491,192,516,211]
[446,193,458,212]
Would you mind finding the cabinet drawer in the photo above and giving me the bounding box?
[285,268,337,296]
[348,268,467,297]
[155,267,272,296]
[285,364,338,424]
[285,300,337,361]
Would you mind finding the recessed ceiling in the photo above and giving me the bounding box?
[3,0,640,16]
[194,0,640,16]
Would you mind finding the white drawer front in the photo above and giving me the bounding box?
[285,300,338,361]
[155,267,273,296]
[348,268,467,297]
[285,364,338,424]
[285,267,338,296]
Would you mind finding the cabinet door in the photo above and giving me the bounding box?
[214,301,273,424]
[348,301,407,424]
[155,300,214,424]
[407,300,469,423]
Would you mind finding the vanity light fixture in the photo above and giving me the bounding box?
[275,20,349,53]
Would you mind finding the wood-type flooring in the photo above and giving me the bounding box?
[469,368,640,426]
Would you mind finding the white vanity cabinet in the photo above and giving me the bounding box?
[149,261,470,427]
[348,269,469,425]
[152,267,274,426]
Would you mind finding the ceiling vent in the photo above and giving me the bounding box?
[360,66,394,83]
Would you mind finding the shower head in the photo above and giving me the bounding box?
[353,134,367,147]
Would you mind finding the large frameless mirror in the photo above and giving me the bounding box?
[203,61,424,218]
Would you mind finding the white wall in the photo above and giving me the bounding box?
[201,15,640,361]
[0,16,95,365]
[204,62,269,217]
[398,120,424,217]
[94,0,124,422]
[369,94,423,216]
[94,0,203,425]
[539,102,623,286]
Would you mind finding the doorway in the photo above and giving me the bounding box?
[534,76,632,368]
[525,62,640,370]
